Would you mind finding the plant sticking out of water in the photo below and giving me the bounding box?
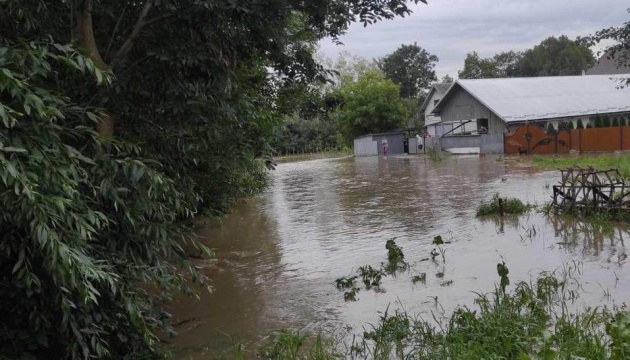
[335,275,357,290]
[344,263,630,360]
[384,238,408,274]
[476,193,533,217]
[411,273,427,284]
[426,147,442,161]
[358,265,384,290]
[497,261,510,295]
[344,287,360,302]
[431,235,447,263]
[260,330,341,359]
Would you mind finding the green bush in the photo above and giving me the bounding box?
[476,193,531,216]
[0,38,208,359]
[613,117,620,127]
[576,118,584,129]
[603,115,612,127]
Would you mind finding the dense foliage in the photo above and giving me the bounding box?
[476,193,532,217]
[587,9,630,87]
[378,43,438,98]
[0,0,426,358]
[458,36,595,79]
[336,71,409,141]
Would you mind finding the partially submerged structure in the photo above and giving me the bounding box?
[353,129,416,157]
[552,167,630,217]
[428,74,630,154]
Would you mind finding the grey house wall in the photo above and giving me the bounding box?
[373,133,405,155]
[438,87,507,135]
[436,134,504,154]
[353,136,378,156]
[480,134,504,154]
[441,135,481,149]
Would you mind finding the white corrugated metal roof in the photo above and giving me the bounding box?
[434,74,630,123]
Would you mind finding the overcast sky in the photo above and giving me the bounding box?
[318,0,629,79]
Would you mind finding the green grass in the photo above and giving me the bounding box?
[254,264,630,359]
[476,193,533,216]
[532,154,630,177]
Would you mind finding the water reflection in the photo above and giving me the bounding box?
[169,155,629,359]
[546,214,628,262]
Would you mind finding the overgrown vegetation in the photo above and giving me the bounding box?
[533,155,630,178]
[334,238,410,301]
[0,1,427,358]
[476,193,533,216]
[259,263,630,359]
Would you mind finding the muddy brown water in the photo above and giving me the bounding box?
[168,155,630,358]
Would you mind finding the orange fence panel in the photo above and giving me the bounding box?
[579,127,620,152]
[504,124,571,154]
[623,127,630,150]
[571,129,581,151]
[557,131,571,153]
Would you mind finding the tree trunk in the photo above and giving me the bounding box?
[78,0,115,137]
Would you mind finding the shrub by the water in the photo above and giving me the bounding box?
[476,193,531,216]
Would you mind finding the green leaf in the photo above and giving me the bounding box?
[2,147,28,153]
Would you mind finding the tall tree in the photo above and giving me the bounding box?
[336,70,408,140]
[441,74,454,83]
[458,51,502,79]
[493,51,523,77]
[378,43,439,98]
[517,36,595,76]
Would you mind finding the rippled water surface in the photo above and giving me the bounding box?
[169,155,630,358]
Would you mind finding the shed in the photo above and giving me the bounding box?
[353,130,410,157]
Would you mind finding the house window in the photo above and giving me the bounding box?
[433,99,440,106]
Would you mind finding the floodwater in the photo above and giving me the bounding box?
[169,155,630,358]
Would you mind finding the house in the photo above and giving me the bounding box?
[353,129,413,157]
[420,83,452,137]
[587,49,630,75]
[431,74,630,153]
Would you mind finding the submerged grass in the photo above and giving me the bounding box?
[476,193,533,216]
[532,154,630,178]
[257,264,630,360]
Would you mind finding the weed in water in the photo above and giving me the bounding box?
[334,275,357,290]
[497,261,510,294]
[384,238,408,274]
[440,280,454,287]
[426,147,442,161]
[476,193,532,216]
[431,235,447,262]
[358,265,384,290]
[260,330,306,359]
[411,273,427,284]
[344,287,360,302]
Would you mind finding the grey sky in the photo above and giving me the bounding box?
[318,0,628,79]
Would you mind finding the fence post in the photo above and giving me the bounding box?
[526,123,531,154]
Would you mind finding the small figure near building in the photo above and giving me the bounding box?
[381,138,389,156]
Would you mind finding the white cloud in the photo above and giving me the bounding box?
[318,0,629,79]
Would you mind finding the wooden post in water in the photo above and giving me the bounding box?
[498,198,504,217]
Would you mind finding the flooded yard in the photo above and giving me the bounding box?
[169,155,630,358]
